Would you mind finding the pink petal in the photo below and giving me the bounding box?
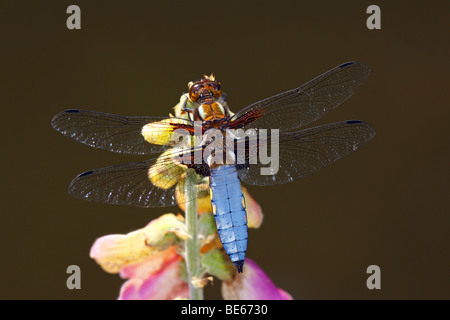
[242,188,263,229]
[119,256,189,300]
[222,258,293,300]
[90,214,186,274]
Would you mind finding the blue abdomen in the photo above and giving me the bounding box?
[209,165,248,273]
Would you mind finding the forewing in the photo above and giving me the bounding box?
[231,62,370,132]
[51,109,192,155]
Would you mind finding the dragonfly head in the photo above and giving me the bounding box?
[189,75,222,103]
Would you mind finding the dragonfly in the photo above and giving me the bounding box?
[51,61,375,273]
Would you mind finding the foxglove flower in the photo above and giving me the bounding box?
[222,258,292,300]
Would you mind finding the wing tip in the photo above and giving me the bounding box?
[346,120,376,139]
[51,109,81,130]
[339,61,355,68]
[339,61,371,76]
[67,170,94,194]
[77,170,94,178]
[346,119,362,124]
[67,170,94,196]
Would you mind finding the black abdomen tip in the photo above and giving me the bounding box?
[234,261,244,273]
[65,109,80,113]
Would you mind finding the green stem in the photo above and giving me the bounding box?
[184,170,203,300]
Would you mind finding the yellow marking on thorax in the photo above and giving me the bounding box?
[199,102,226,121]
[209,189,217,214]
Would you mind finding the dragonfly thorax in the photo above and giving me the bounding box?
[197,102,227,122]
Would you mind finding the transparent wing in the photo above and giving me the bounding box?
[68,151,204,208]
[237,120,375,185]
[51,109,193,155]
[231,62,370,132]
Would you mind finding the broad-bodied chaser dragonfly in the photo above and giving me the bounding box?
[51,62,375,273]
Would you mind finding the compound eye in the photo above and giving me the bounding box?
[212,83,222,98]
[189,85,200,102]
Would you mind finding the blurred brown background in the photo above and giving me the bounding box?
[1,1,449,299]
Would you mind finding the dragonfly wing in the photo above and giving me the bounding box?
[51,109,192,155]
[236,120,375,185]
[231,62,370,132]
[68,152,202,208]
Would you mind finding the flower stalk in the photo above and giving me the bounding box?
[184,169,203,300]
